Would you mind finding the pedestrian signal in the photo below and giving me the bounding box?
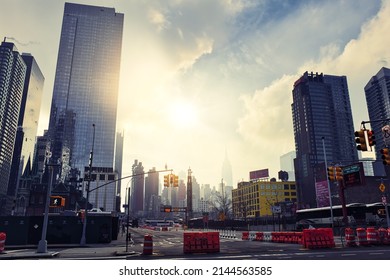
[50,196,65,207]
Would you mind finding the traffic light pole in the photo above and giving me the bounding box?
[360,118,390,127]
[322,137,334,229]
[37,160,56,253]
[80,124,95,246]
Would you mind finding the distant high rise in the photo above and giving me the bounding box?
[364,67,390,160]
[131,160,144,216]
[87,167,118,212]
[114,131,124,210]
[8,53,44,201]
[0,41,27,215]
[292,71,358,207]
[280,151,296,181]
[48,3,124,181]
[222,150,233,187]
[144,168,159,216]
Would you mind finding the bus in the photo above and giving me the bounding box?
[143,219,175,227]
[295,203,387,230]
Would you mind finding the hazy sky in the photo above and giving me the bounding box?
[1,0,389,191]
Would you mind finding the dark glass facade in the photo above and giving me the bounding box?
[131,160,144,216]
[292,72,358,207]
[8,54,44,199]
[364,67,390,160]
[0,41,26,215]
[144,168,159,217]
[48,3,124,182]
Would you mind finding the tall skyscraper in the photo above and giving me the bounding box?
[0,41,27,215]
[114,131,124,210]
[144,167,159,217]
[131,160,144,216]
[8,53,44,202]
[364,67,390,160]
[221,150,233,187]
[292,71,358,207]
[48,3,124,181]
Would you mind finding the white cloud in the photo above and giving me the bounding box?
[237,74,296,151]
[236,0,390,180]
[1,0,388,187]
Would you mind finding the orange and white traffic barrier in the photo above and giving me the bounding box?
[345,228,357,247]
[356,227,368,246]
[143,234,153,255]
[241,231,249,240]
[366,227,379,245]
[0,232,6,253]
[378,228,389,245]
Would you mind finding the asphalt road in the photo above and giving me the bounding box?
[114,228,390,260]
[3,227,390,260]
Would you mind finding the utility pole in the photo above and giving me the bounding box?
[322,137,334,229]
[37,152,55,253]
[80,124,95,246]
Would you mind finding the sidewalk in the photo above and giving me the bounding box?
[0,232,137,260]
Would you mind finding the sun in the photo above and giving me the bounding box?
[169,100,198,127]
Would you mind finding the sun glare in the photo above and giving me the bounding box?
[169,101,198,127]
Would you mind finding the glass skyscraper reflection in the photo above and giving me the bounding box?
[48,3,124,180]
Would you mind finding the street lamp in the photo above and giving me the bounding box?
[37,152,56,253]
[80,124,95,246]
[123,178,132,252]
[322,137,334,229]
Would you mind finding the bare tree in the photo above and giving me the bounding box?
[210,191,232,220]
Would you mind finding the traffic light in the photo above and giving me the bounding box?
[173,175,179,187]
[355,129,367,151]
[335,166,343,181]
[49,196,65,207]
[380,148,390,165]
[327,166,335,181]
[169,174,174,185]
[163,175,169,187]
[367,130,376,147]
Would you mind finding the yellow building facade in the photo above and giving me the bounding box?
[232,180,297,219]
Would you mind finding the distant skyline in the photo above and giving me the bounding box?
[1,0,389,190]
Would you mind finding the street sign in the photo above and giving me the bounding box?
[379,183,386,193]
[342,162,365,188]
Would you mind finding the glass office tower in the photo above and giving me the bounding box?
[48,3,124,180]
[8,53,44,200]
[364,67,390,160]
[292,72,358,207]
[0,41,27,215]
